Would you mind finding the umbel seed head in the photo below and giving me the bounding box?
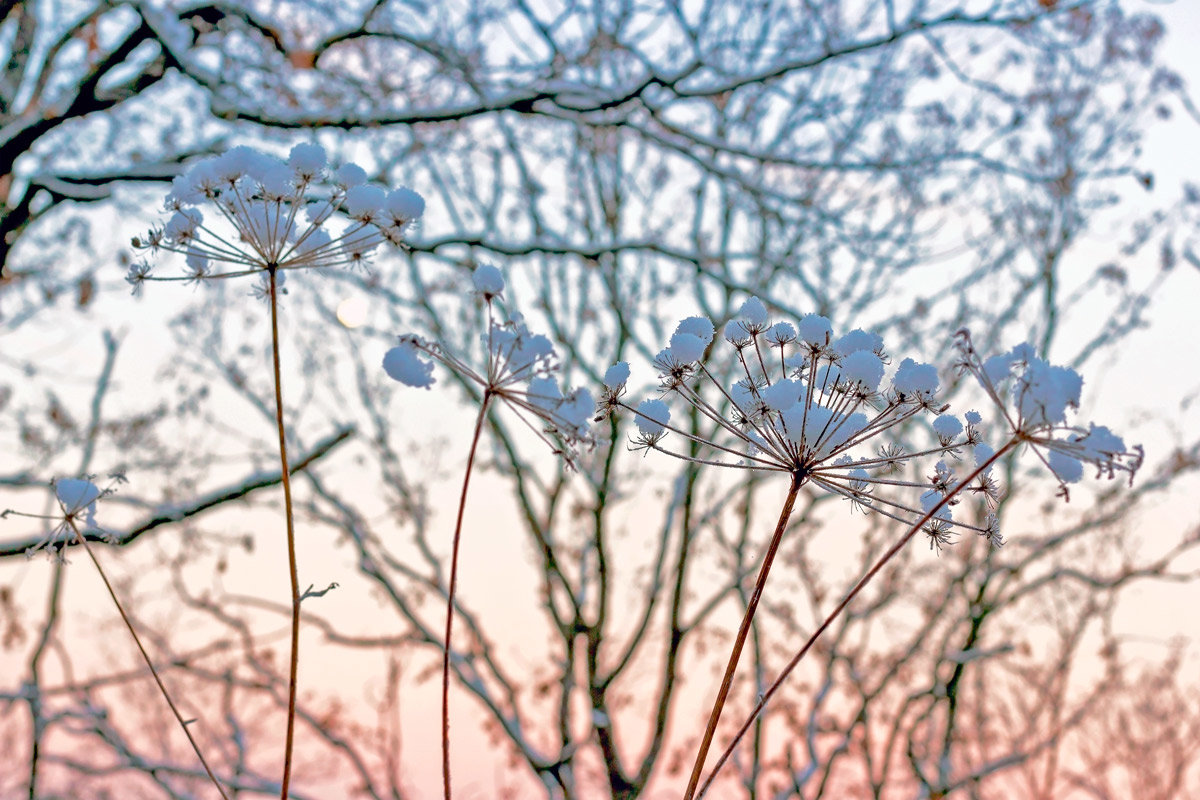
[129,144,423,293]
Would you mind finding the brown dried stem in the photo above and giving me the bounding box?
[683,471,804,800]
[268,267,302,800]
[695,437,1018,797]
[443,390,493,800]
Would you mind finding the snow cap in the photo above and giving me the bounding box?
[674,316,715,345]
[288,143,327,179]
[604,362,631,390]
[636,398,671,437]
[893,358,939,397]
[55,479,101,517]
[739,296,768,327]
[797,314,832,347]
[383,340,435,388]
[472,264,505,297]
[668,332,707,364]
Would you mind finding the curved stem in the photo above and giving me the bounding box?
[65,518,231,800]
[443,391,493,800]
[269,268,302,800]
[695,438,1018,798]
[683,472,804,800]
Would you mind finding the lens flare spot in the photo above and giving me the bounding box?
[336,296,368,328]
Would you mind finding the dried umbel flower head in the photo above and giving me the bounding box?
[129,144,423,293]
[0,476,121,559]
[55,478,102,526]
[383,265,594,466]
[954,329,1143,498]
[609,296,1000,548]
[382,265,597,792]
[690,331,1151,797]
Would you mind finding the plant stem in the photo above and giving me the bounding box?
[269,268,302,800]
[65,518,231,800]
[694,438,1018,798]
[683,472,804,800]
[443,391,492,800]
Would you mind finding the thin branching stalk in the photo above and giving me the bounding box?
[63,516,231,800]
[694,438,1019,798]
[683,471,804,800]
[268,266,302,800]
[443,390,493,800]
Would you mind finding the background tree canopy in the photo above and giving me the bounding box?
[2,0,1199,797]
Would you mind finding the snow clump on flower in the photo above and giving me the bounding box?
[382,265,594,464]
[472,264,505,297]
[12,476,123,559]
[55,478,102,526]
[668,332,707,364]
[892,358,940,400]
[131,144,423,292]
[932,414,964,445]
[954,330,1143,498]
[766,322,796,346]
[604,362,631,391]
[612,303,999,548]
[797,314,832,348]
[833,329,884,357]
[382,337,436,389]
[739,297,768,328]
[841,350,886,391]
[635,398,671,441]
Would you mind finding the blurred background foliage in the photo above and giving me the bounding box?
[2,0,1199,797]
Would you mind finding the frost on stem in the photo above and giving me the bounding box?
[955,330,1144,500]
[620,298,1001,550]
[382,264,595,467]
[130,144,423,291]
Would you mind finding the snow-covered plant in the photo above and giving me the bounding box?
[608,299,1000,548]
[129,144,423,292]
[12,477,106,557]
[953,330,1144,495]
[131,143,424,798]
[2,478,230,798]
[383,264,593,800]
[605,297,1004,799]
[687,326,1146,799]
[2,476,120,558]
[384,265,595,461]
